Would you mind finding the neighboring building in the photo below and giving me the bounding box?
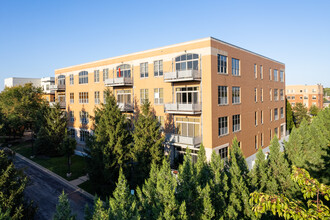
[53,37,286,168]
[286,84,323,109]
[4,77,55,103]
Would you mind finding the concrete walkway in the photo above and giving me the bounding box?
[70,175,89,186]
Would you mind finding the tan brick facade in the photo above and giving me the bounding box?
[286,85,323,109]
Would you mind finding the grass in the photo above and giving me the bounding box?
[78,180,98,197]
[11,142,87,181]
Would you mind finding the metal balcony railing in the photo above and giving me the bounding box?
[164,103,201,114]
[164,70,201,82]
[105,77,133,87]
[117,103,133,112]
[166,134,201,146]
[50,84,66,91]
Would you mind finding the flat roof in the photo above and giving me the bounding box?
[56,36,284,71]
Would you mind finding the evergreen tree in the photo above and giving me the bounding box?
[226,138,255,219]
[176,148,199,219]
[91,198,109,220]
[62,132,77,174]
[286,99,295,132]
[178,202,188,220]
[195,144,211,188]
[309,105,320,116]
[109,169,139,220]
[86,90,132,195]
[250,148,268,192]
[199,184,215,220]
[293,102,310,127]
[53,191,75,220]
[267,136,296,198]
[209,151,229,219]
[131,101,164,188]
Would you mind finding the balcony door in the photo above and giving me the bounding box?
[117,90,131,104]
[175,117,200,137]
[116,64,131,78]
[176,87,199,104]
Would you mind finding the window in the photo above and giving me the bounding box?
[274,127,278,137]
[70,129,75,138]
[274,69,278,81]
[176,117,200,137]
[304,96,308,99]
[255,111,258,126]
[79,111,89,124]
[281,125,284,138]
[270,109,273,121]
[218,86,228,105]
[103,68,109,82]
[140,62,148,78]
[270,129,272,140]
[261,111,263,124]
[292,102,295,106]
[70,93,74,104]
[218,116,228,136]
[69,111,74,122]
[79,71,88,84]
[254,64,257,78]
[312,95,316,100]
[217,54,227,74]
[94,91,100,104]
[232,58,240,76]
[312,89,316,93]
[300,96,303,100]
[254,88,257,102]
[80,130,89,142]
[261,133,264,147]
[280,71,284,82]
[260,88,263,102]
[176,87,199,104]
[69,74,74,85]
[94,70,99,83]
[103,91,107,104]
[280,89,284,100]
[270,89,272,101]
[154,88,164,104]
[274,89,278,101]
[287,96,291,100]
[304,89,308,93]
[232,87,240,104]
[300,90,303,93]
[79,92,88,104]
[260,65,263,79]
[140,89,149,104]
[154,60,163,76]
[255,135,258,149]
[219,146,228,161]
[232,114,240,132]
[175,53,199,71]
[292,96,295,100]
[274,108,278,120]
[117,64,131,77]
[280,107,284,118]
[58,75,65,85]
[117,90,131,105]
[269,68,272,80]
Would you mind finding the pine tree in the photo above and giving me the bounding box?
[178,202,188,220]
[53,191,75,220]
[286,99,295,132]
[250,148,268,192]
[267,136,296,198]
[195,144,211,188]
[109,169,139,220]
[226,137,254,219]
[209,151,229,219]
[199,184,215,220]
[91,198,109,220]
[86,90,132,195]
[176,148,199,219]
[309,105,320,116]
[293,103,310,127]
[131,101,164,188]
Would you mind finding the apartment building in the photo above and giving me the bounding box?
[4,76,55,102]
[52,37,286,168]
[286,84,323,109]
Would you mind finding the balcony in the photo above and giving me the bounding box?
[166,134,201,146]
[49,102,66,109]
[50,84,66,91]
[105,77,133,87]
[117,103,133,112]
[164,70,201,82]
[164,103,201,114]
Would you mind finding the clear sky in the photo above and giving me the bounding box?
[0,0,329,91]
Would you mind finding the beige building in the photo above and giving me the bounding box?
[52,37,286,168]
[286,84,323,109]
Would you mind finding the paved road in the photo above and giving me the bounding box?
[13,154,94,220]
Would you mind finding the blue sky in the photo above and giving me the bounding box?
[0,0,329,91]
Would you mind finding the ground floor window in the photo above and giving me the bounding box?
[80,130,89,142]
[219,146,228,161]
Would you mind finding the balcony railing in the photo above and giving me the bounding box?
[117,103,133,112]
[49,102,66,109]
[164,70,201,82]
[166,134,201,146]
[164,103,201,114]
[50,84,66,91]
[105,77,133,87]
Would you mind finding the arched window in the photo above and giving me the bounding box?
[58,75,65,85]
[116,64,131,78]
[175,53,199,71]
[79,71,88,84]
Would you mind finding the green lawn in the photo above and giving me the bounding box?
[78,180,98,197]
[11,142,87,181]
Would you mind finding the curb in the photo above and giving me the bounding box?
[15,153,95,201]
